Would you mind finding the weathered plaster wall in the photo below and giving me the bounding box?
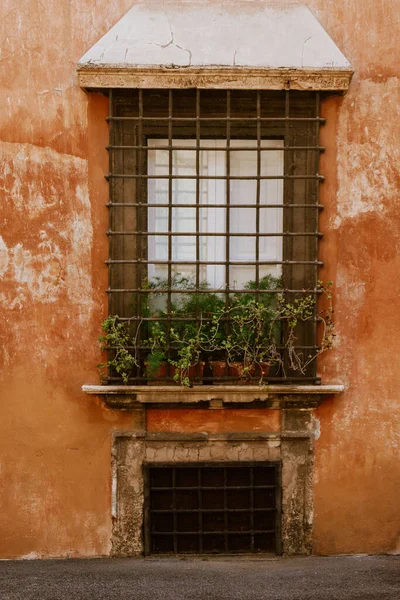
[0,0,399,557]
[146,409,281,433]
[311,0,400,554]
[0,0,137,558]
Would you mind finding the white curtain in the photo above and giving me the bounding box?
[147,139,283,289]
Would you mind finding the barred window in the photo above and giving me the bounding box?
[105,89,323,384]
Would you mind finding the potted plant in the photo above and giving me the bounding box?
[227,275,281,382]
[207,278,335,385]
[205,275,280,383]
[98,316,141,384]
[170,283,225,384]
[218,301,280,384]
[99,275,335,387]
[277,280,335,375]
[144,274,224,385]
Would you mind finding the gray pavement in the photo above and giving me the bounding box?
[0,555,398,600]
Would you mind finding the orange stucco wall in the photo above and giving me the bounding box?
[0,0,399,558]
[146,409,281,433]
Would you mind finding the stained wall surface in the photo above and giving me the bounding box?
[0,0,399,557]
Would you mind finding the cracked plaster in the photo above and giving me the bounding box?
[78,1,352,89]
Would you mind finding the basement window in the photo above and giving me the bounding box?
[106,89,323,384]
[144,463,281,555]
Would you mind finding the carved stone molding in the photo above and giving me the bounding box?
[78,66,353,91]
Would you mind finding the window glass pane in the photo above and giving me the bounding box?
[230,235,256,258]
[148,207,167,233]
[171,235,196,261]
[147,236,168,282]
[148,148,169,176]
[147,139,283,288]
[259,264,281,280]
[199,206,226,234]
[230,205,256,236]
[171,206,196,232]
[230,150,258,177]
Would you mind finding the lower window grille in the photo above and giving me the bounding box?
[145,463,281,555]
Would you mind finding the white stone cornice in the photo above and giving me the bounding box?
[77,2,353,91]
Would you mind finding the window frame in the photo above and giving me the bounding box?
[106,89,323,384]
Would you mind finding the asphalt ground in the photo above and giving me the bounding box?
[0,555,398,600]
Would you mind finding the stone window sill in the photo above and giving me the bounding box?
[82,384,345,410]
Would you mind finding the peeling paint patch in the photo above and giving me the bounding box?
[313,416,321,440]
[0,142,87,220]
[0,143,93,313]
[0,236,64,305]
[65,211,94,324]
[19,552,40,560]
[0,236,9,276]
[335,79,400,225]
[336,271,366,314]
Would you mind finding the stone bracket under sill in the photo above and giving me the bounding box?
[82,384,344,410]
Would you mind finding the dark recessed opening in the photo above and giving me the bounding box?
[144,462,281,555]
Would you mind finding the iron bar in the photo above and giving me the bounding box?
[107,231,323,238]
[107,202,324,208]
[167,90,173,373]
[106,288,322,294]
[108,89,114,314]
[106,259,323,265]
[313,92,321,362]
[106,173,325,180]
[107,144,325,151]
[107,116,325,122]
[107,89,323,385]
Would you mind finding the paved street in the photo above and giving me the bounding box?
[0,555,398,599]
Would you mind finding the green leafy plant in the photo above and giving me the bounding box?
[145,274,224,384]
[280,280,335,373]
[145,348,167,379]
[144,320,168,378]
[206,279,335,384]
[98,316,141,384]
[205,275,281,381]
[168,329,204,386]
[220,302,280,381]
[99,275,335,387]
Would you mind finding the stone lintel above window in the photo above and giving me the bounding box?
[77,1,353,91]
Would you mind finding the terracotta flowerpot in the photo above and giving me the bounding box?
[146,361,205,385]
[255,362,270,381]
[146,362,174,386]
[210,360,251,384]
[210,361,269,384]
[228,362,255,383]
[170,362,205,385]
[210,361,229,380]
[228,362,270,384]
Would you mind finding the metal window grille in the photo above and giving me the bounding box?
[144,463,281,555]
[106,89,324,384]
